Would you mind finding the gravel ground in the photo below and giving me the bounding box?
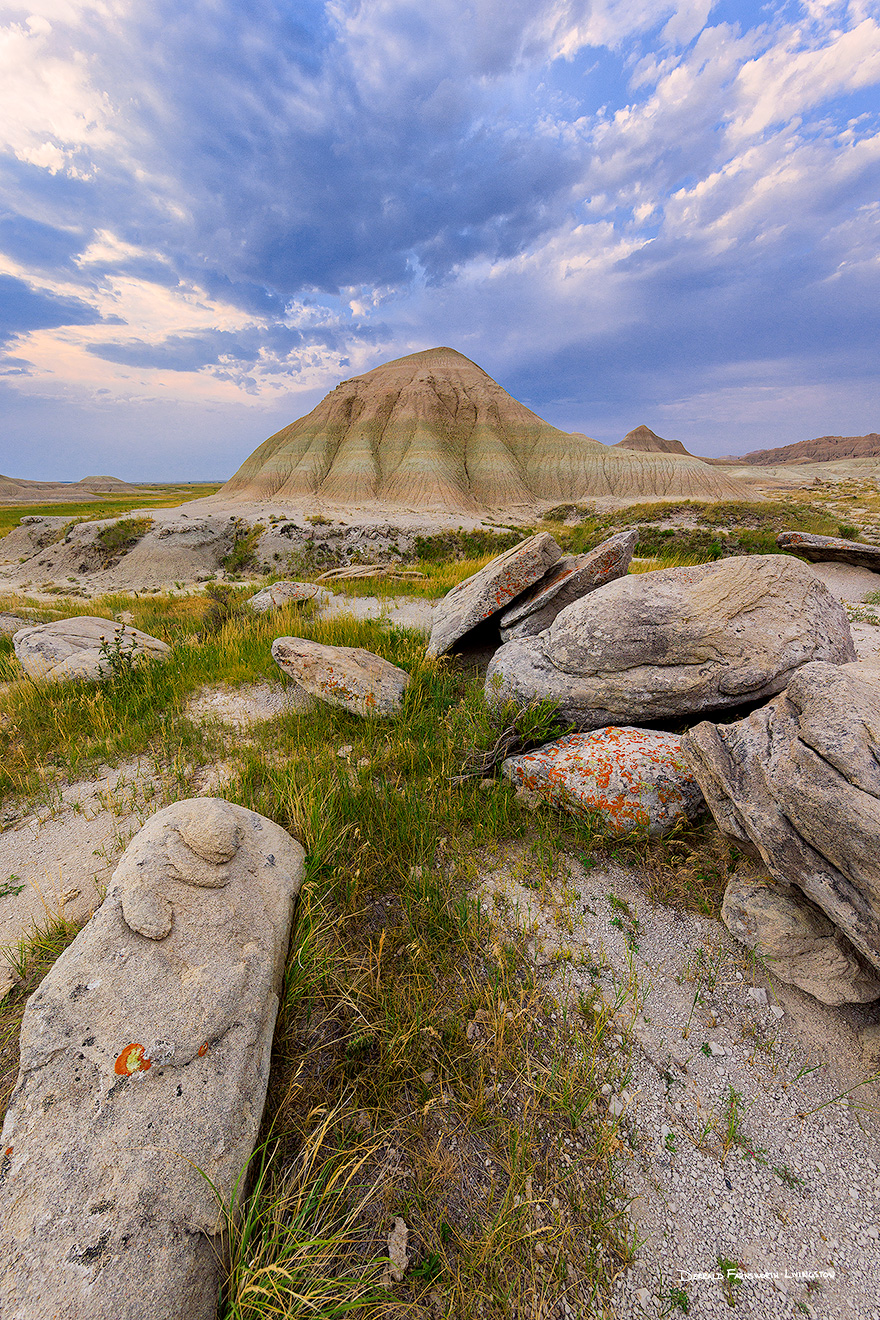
[479,858,880,1319]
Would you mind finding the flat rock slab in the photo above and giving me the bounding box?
[247,580,321,611]
[486,555,855,728]
[498,530,637,641]
[722,866,880,1006]
[0,798,304,1320]
[13,616,170,682]
[272,636,410,715]
[502,727,704,835]
[426,532,561,656]
[683,661,880,977]
[778,530,880,572]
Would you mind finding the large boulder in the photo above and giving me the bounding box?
[486,555,855,728]
[682,662,880,977]
[13,616,170,682]
[721,867,880,1006]
[426,532,561,656]
[498,531,638,641]
[0,798,304,1320]
[777,530,880,572]
[272,636,410,715]
[247,580,321,612]
[502,727,704,836]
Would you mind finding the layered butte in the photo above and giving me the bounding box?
[220,347,746,510]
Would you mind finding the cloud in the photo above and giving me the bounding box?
[1,0,879,473]
[0,272,103,346]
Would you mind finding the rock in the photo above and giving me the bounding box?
[272,636,410,715]
[721,867,880,1006]
[0,612,31,636]
[426,532,561,656]
[778,530,880,572]
[12,616,170,682]
[501,727,704,836]
[486,555,855,728]
[682,661,880,981]
[0,798,304,1320]
[247,580,320,611]
[498,530,637,641]
[387,1216,409,1282]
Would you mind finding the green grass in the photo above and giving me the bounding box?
[0,582,737,1316]
[0,484,222,539]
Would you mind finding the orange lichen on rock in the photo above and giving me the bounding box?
[114,1043,152,1076]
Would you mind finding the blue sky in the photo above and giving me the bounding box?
[1,0,879,479]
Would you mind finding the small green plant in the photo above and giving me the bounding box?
[222,521,264,575]
[659,1282,690,1315]
[838,523,859,540]
[663,1130,678,1154]
[97,625,138,680]
[96,516,152,563]
[306,513,331,526]
[717,1255,742,1306]
[0,876,25,900]
[772,1163,805,1189]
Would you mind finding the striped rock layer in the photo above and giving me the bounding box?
[219,348,746,512]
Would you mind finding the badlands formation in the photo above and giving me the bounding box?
[220,347,746,511]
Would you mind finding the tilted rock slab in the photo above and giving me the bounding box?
[682,662,880,977]
[426,531,561,656]
[272,636,410,715]
[247,580,320,612]
[721,866,880,1006]
[0,798,304,1320]
[498,530,638,641]
[486,555,855,728]
[13,616,170,682]
[778,530,880,572]
[502,727,705,836]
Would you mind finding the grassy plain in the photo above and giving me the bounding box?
[0,577,733,1319]
[1,484,877,1316]
[0,483,222,539]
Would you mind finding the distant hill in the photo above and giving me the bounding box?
[0,474,139,504]
[724,434,880,466]
[615,425,692,456]
[220,348,747,510]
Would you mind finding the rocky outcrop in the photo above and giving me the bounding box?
[486,556,855,728]
[502,727,704,836]
[777,530,880,572]
[614,425,692,456]
[248,580,320,611]
[272,636,410,715]
[682,662,880,977]
[427,532,561,656]
[0,798,304,1320]
[722,867,880,1006]
[498,531,637,641]
[13,616,170,682]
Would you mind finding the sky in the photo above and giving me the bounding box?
[1,0,879,480]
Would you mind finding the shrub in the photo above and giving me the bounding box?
[96,516,152,563]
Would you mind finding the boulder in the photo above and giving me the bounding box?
[486,555,855,728]
[0,798,304,1320]
[722,866,880,1006]
[778,530,880,572]
[682,662,880,977]
[12,616,170,682]
[247,580,320,612]
[272,636,410,715]
[502,727,704,835]
[498,531,637,641]
[426,532,561,656]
